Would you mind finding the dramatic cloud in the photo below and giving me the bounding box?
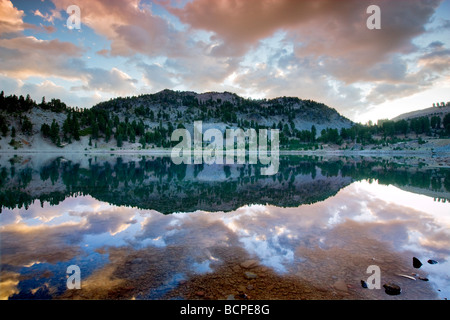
[0,1,140,102]
[166,0,440,63]
[161,0,449,119]
[418,43,450,73]
[33,8,62,24]
[50,0,190,57]
[0,0,35,35]
[0,36,138,96]
[0,36,84,79]
[73,67,138,95]
[0,0,449,119]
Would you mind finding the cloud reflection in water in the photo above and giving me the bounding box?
[1,180,449,300]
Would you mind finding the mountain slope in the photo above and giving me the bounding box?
[93,89,354,133]
[1,89,354,151]
[392,104,450,121]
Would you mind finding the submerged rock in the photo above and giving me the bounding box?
[195,291,205,297]
[131,258,143,264]
[383,283,402,295]
[427,259,438,265]
[244,271,258,280]
[413,257,423,269]
[333,279,349,293]
[240,260,259,269]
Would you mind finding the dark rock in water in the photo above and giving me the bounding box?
[361,280,368,288]
[131,258,143,264]
[239,293,249,299]
[413,257,422,268]
[383,283,402,295]
[418,277,429,281]
[427,259,438,265]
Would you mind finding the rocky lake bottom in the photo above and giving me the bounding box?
[1,154,449,300]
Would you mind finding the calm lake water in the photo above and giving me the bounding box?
[1,154,449,300]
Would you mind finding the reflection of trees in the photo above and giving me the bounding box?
[340,159,449,192]
[1,156,449,213]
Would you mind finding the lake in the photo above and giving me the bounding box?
[1,153,449,300]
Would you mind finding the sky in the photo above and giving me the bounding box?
[0,0,449,123]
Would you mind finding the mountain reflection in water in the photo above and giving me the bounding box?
[0,154,449,300]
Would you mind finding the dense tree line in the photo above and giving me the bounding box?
[0,92,71,143]
[316,114,450,146]
[0,91,35,113]
[0,91,68,114]
[2,90,450,149]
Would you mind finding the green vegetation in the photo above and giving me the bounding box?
[316,115,449,147]
[1,90,450,150]
[1,156,449,214]
[444,113,450,135]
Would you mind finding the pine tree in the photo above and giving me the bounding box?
[139,136,146,149]
[431,116,441,130]
[41,123,51,137]
[105,125,111,143]
[72,114,80,141]
[50,119,59,144]
[444,113,450,134]
[63,113,71,137]
[21,116,33,135]
[117,134,123,147]
[129,129,136,143]
[92,121,99,140]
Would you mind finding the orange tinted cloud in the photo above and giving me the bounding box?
[0,36,84,79]
[51,0,189,57]
[0,0,36,35]
[166,0,441,70]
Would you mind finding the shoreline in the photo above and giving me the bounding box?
[2,148,449,169]
[0,147,444,153]
[0,148,447,156]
